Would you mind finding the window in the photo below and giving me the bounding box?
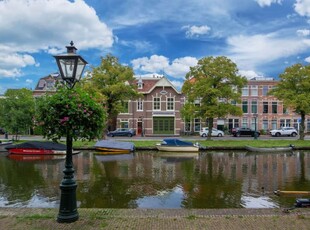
[283,106,288,114]
[137,98,143,111]
[251,86,258,96]
[251,100,257,113]
[194,118,201,132]
[262,86,268,96]
[242,118,248,128]
[167,97,174,110]
[242,86,249,96]
[263,102,268,113]
[262,119,268,131]
[120,120,129,128]
[242,100,248,113]
[272,102,277,114]
[153,97,160,110]
[271,119,277,130]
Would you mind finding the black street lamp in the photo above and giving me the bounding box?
[54,41,87,223]
[254,113,258,140]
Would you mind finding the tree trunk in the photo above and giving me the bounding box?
[299,112,305,140]
[207,117,214,140]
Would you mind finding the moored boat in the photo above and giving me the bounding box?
[274,190,310,196]
[245,145,294,153]
[0,140,13,152]
[5,141,79,155]
[94,140,135,154]
[156,138,200,152]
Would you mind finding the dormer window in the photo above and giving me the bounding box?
[137,78,143,89]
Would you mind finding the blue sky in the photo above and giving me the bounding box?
[1,0,310,94]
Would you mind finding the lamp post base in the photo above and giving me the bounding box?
[57,181,79,223]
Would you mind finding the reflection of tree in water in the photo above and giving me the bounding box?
[286,152,310,191]
[182,153,243,208]
[0,158,45,203]
[78,158,136,208]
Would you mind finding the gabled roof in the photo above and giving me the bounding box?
[135,76,181,94]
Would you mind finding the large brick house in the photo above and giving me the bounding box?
[117,75,186,136]
[33,74,310,135]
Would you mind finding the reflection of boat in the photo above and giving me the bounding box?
[155,152,199,163]
[156,152,199,158]
[156,139,199,152]
[94,140,135,154]
[0,141,13,153]
[245,145,294,153]
[274,190,310,196]
[8,154,66,161]
[95,153,134,162]
[5,141,79,155]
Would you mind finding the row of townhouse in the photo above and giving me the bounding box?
[33,74,310,136]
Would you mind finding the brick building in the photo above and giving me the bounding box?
[33,74,310,135]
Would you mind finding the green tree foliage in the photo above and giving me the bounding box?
[36,86,106,142]
[81,54,139,131]
[269,63,310,140]
[0,88,35,138]
[182,56,247,139]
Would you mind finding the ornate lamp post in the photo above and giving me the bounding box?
[254,113,258,140]
[54,41,87,223]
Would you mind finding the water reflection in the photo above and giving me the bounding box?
[0,150,310,209]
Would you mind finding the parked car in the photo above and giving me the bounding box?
[269,127,298,137]
[231,127,260,137]
[199,127,224,137]
[107,128,136,137]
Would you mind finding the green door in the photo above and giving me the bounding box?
[153,117,174,134]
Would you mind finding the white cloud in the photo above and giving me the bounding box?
[238,70,267,79]
[255,0,283,7]
[165,57,198,78]
[305,56,310,62]
[182,25,211,38]
[26,79,33,84]
[131,55,197,79]
[226,33,310,70]
[294,0,310,17]
[297,29,310,36]
[0,0,113,78]
[131,55,170,73]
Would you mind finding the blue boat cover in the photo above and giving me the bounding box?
[161,139,194,146]
[94,140,135,151]
[5,141,66,150]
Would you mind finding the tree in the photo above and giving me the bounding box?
[81,54,139,131]
[36,86,106,142]
[182,56,247,139]
[269,63,310,140]
[0,88,35,139]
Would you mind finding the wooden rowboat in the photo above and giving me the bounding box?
[94,140,135,154]
[274,190,310,196]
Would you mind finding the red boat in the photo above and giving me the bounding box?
[5,141,70,155]
[8,154,66,161]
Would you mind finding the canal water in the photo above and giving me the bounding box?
[0,150,310,209]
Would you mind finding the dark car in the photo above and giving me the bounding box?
[107,128,136,137]
[231,127,260,137]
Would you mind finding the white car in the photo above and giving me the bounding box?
[200,128,224,137]
[270,127,298,137]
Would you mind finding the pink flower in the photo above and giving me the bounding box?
[60,117,69,124]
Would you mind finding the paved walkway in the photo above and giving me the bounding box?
[1,208,310,229]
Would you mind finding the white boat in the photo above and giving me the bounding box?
[0,140,13,153]
[156,139,200,152]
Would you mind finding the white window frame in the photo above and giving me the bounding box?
[137,98,143,111]
[153,97,161,110]
[167,97,174,111]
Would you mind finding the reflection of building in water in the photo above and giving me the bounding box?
[35,151,310,196]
